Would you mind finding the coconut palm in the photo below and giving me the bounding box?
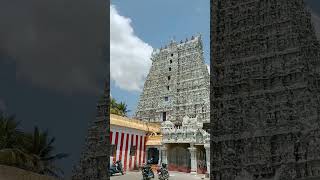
[109,98,130,116]
[110,98,120,115]
[117,102,130,116]
[0,114,23,149]
[110,97,117,109]
[110,108,122,116]
[0,113,68,178]
[0,113,34,170]
[23,126,69,177]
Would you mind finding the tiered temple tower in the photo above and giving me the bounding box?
[71,82,109,180]
[211,0,320,179]
[135,35,210,128]
[136,36,211,174]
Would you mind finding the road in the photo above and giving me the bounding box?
[110,171,209,180]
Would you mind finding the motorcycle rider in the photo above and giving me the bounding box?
[109,160,124,176]
[141,159,155,180]
[157,163,169,180]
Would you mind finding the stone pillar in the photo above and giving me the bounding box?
[157,146,161,165]
[161,145,168,164]
[188,144,197,174]
[204,144,210,176]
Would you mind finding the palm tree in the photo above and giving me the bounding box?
[117,102,130,117]
[110,98,120,116]
[0,113,22,149]
[24,127,68,177]
[0,113,34,170]
[0,113,68,178]
[109,98,130,117]
[110,97,117,109]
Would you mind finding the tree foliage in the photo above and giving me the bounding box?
[0,113,68,178]
[110,97,130,117]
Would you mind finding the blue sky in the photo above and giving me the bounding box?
[110,0,210,117]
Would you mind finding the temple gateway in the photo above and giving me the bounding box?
[135,35,210,175]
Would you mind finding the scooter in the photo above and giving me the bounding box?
[157,163,169,180]
[109,160,124,176]
[141,160,155,180]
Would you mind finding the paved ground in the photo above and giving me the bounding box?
[110,171,209,180]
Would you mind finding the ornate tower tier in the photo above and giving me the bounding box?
[71,82,109,180]
[135,36,210,126]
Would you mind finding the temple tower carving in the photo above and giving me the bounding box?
[135,36,210,128]
[211,0,320,179]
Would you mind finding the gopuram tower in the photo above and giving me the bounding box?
[136,36,211,174]
[135,35,210,127]
[211,0,320,179]
[71,82,109,180]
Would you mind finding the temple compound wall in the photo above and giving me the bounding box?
[211,0,320,179]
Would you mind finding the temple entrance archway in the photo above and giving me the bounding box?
[196,145,207,174]
[167,144,191,173]
[147,148,159,164]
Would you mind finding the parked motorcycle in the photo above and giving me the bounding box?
[109,160,124,176]
[141,160,155,180]
[157,163,169,180]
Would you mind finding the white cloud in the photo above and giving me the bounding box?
[206,64,210,74]
[110,5,153,92]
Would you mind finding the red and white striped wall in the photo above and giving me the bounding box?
[110,125,147,171]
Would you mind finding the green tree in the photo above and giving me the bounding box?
[0,113,68,178]
[117,102,130,117]
[110,97,130,117]
[0,114,24,149]
[0,113,34,170]
[24,127,69,177]
[110,98,116,108]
